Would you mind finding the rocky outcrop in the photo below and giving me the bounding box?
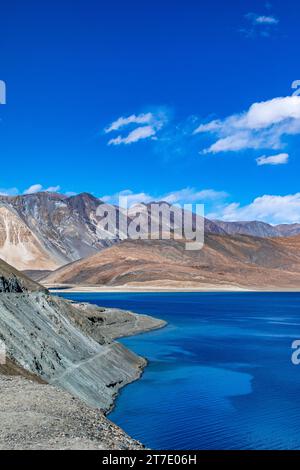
[67,300,166,341]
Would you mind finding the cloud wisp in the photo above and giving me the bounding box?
[254,15,278,25]
[105,113,153,133]
[256,153,289,166]
[105,111,168,146]
[23,184,61,195]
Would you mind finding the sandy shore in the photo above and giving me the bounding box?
[46,283,300,294]
[46,283,251,293]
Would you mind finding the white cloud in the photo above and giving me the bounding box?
[239,96,300,129]
[105,110,167,146]
[23,184,43,195]
[23,184,60,195]
[101,187,228,207]
[208,193,300,225]
[193,120,222,134]
[105,113,153,133]
[195,96,300,154]
[253,15,278,25]
[108,125,157,145]
[256,153,289,166]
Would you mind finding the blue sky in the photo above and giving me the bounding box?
[1,0,300,223]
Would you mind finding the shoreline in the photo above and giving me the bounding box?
[55,298,167,445]
[47,284,300,294]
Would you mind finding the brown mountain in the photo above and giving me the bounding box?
[42,234,300,290]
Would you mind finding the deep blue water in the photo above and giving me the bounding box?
[59,292,300,450]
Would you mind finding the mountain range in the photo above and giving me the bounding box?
[0,191,298,266]
[0,191,300,290]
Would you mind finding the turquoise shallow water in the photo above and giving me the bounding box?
[59,292,300,450]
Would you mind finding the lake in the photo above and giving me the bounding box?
[59,292,300,450]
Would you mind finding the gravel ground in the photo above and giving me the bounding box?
[0,374,144,450]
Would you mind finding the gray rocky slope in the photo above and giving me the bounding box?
[0,261,165,448]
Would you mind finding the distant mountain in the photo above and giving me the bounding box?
[42,233,300,290]
[212,220,300,238]
[212,220,279,238]
[276,224,300,237]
